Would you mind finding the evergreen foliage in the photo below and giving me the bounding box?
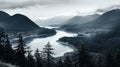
[0,32,119,67]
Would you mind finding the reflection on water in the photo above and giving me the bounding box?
[27,30,76,57]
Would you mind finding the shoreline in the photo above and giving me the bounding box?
[57,41,77,51]
[11,33,56,45]
[11,28,77,58]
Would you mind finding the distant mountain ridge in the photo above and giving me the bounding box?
[58,9,120,52]
[60,9,120,33]
[79,9,120,30]
[36,16,73,27]
[60,14,100,32]
[64,14,100,25]
[0,11,40,32]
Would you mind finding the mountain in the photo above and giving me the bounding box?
[58,9,120,52]
[60,14,100,32]
[64,14,100,25]
[0,11,10,20]
[78,9,120,31]
[0,14,40,32]
[0,11,10,32]
[35,16,73,27]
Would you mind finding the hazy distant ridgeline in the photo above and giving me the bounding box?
[60,9,120,33]
[35,16,73,27]
[60,14,100,32]
[59,9,120,53]
[78,9,120,31]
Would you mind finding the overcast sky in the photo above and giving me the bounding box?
[1,0,120,20]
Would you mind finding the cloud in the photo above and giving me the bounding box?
[0,0,120,10]
[2,0,120,20]
[96,5,120,13]
[0,0,74,9]
[0,0,45,9]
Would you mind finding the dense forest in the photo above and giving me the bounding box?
[0,31,120,67]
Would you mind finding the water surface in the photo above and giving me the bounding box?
[28,30,76,57]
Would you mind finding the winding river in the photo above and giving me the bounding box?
[27,27,76,57]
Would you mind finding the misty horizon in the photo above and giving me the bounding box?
[0,0,120,21]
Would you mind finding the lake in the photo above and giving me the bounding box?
[27,28,76,57]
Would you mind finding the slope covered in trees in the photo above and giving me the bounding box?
[60,9,120,33]
[0,32,119,67]
[59,9,120,53]
[0,11,56,37]
[60,14,100,32]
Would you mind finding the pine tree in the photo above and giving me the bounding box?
[26,49,35,67]
[4,35,14,63]
[64,56,72,67]
[116,49,120,67]
[42,42,54,67]
[97,56,103,67]
[57,59,63,67]
[104,51,115,67]
[15,34,28,67]
[34,48,43,67]
[0,32,5,61]
[74,44,92,67]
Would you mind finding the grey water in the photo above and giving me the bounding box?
[27,26,76,57]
